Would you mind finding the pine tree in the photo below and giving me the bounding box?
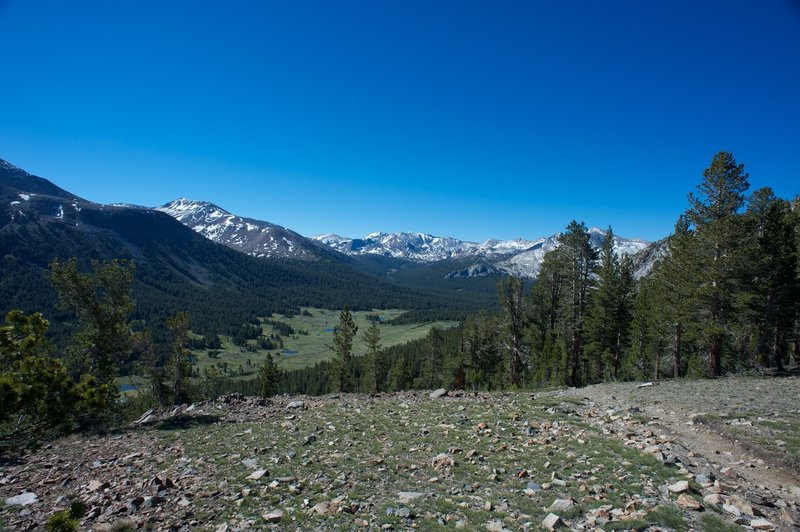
[652,216,697,378]
[362,321,382,393]
[390,352,410,391]
[166,311,191,405]
[497,276,528,387]
[686,151,750,377]
[463,310,501,390]
[328,306,358,393]
[557,221,598,386]
[423,325,443,389]
[627,278,659,379]
[258,353,280,397]
[49,259,135,389]
[752,199,800,372]
[585,227,629,381]
[528,253,564,385]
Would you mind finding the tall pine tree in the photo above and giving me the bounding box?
[328,306,358,393]
[686,151,749,377]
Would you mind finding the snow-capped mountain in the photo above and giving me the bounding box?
[313,228,651,278]
[497,227,651,278]
[157,198,330,261]
[311,232,540,262]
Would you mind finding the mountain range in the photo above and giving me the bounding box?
[154,198,654,279]
[0,158,466,343]
[1,155,665,341]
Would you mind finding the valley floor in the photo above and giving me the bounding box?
[1,376,799,531]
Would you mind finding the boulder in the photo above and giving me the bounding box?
[542,513,564,530]
[263,510,284,523]
[677,494,703,511]
[667,480,689,493]
[547,498,574,512]
[4,492,37,506]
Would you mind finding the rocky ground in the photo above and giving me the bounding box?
[1,376,799,531]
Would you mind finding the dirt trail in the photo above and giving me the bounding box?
[560,376,800,528]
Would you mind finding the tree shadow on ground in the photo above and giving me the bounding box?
[154,414,220,431]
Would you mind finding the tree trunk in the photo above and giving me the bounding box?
[672,321,682,378]
[654,348,660,381]
[709,333,722,378]
[568,328,580,387]
[756,294,772,366]
[772,323,784,374]
[613,330,622,380]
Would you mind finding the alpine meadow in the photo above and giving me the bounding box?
[1,2,799,531]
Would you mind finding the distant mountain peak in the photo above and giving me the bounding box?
[156,198,333,261]
[311,228,653,278]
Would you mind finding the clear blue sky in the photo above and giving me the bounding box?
[1,1,798,242]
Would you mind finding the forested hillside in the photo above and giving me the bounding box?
[0,159,482,346]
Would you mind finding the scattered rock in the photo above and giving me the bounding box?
[246,469,269,480]
[4,492,37,506]
[430,388,448,399]
[87,479,110,492]
[241,458,259,469]
[547,498,574,512]
[485,520,507,531]
[723,503,742,517]
[431,453,455,470]
[526,481,541,493]
[263,509,284,523]
[749,518,775,530]
[677,494,703,510]
[667,480,689,493]
[398,491,429,504]
[286,400,305,410]
[542,512,564,530]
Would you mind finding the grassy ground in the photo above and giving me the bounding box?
[7,378,797,530]
[152,393,696,530]
[191,308,456,376]
[117,308,455,394]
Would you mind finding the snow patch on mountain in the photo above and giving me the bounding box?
[310,231,539,262]
[157,198,327,261]
[313,228,651,279]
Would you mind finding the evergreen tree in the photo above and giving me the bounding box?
[497,276,528,387]
[585,227,633,381]
[362,321,382,393]
[556,221,598,386]
[165,312,191,405]
[0,311,77,451]
[626,278,659,379]
[422,325,443,389]
[528,253,564,385]
[652,216,697,378]
[49,259,135,389]
[390,352,411,391]
[751,198,800,372]
[328,306,358,393]
[686,151,750,376]
[258,353,280,397]
[463,310,501,389]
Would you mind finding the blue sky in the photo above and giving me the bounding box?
[1,1,798,242]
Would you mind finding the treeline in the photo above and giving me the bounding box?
[234,151,800,395]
